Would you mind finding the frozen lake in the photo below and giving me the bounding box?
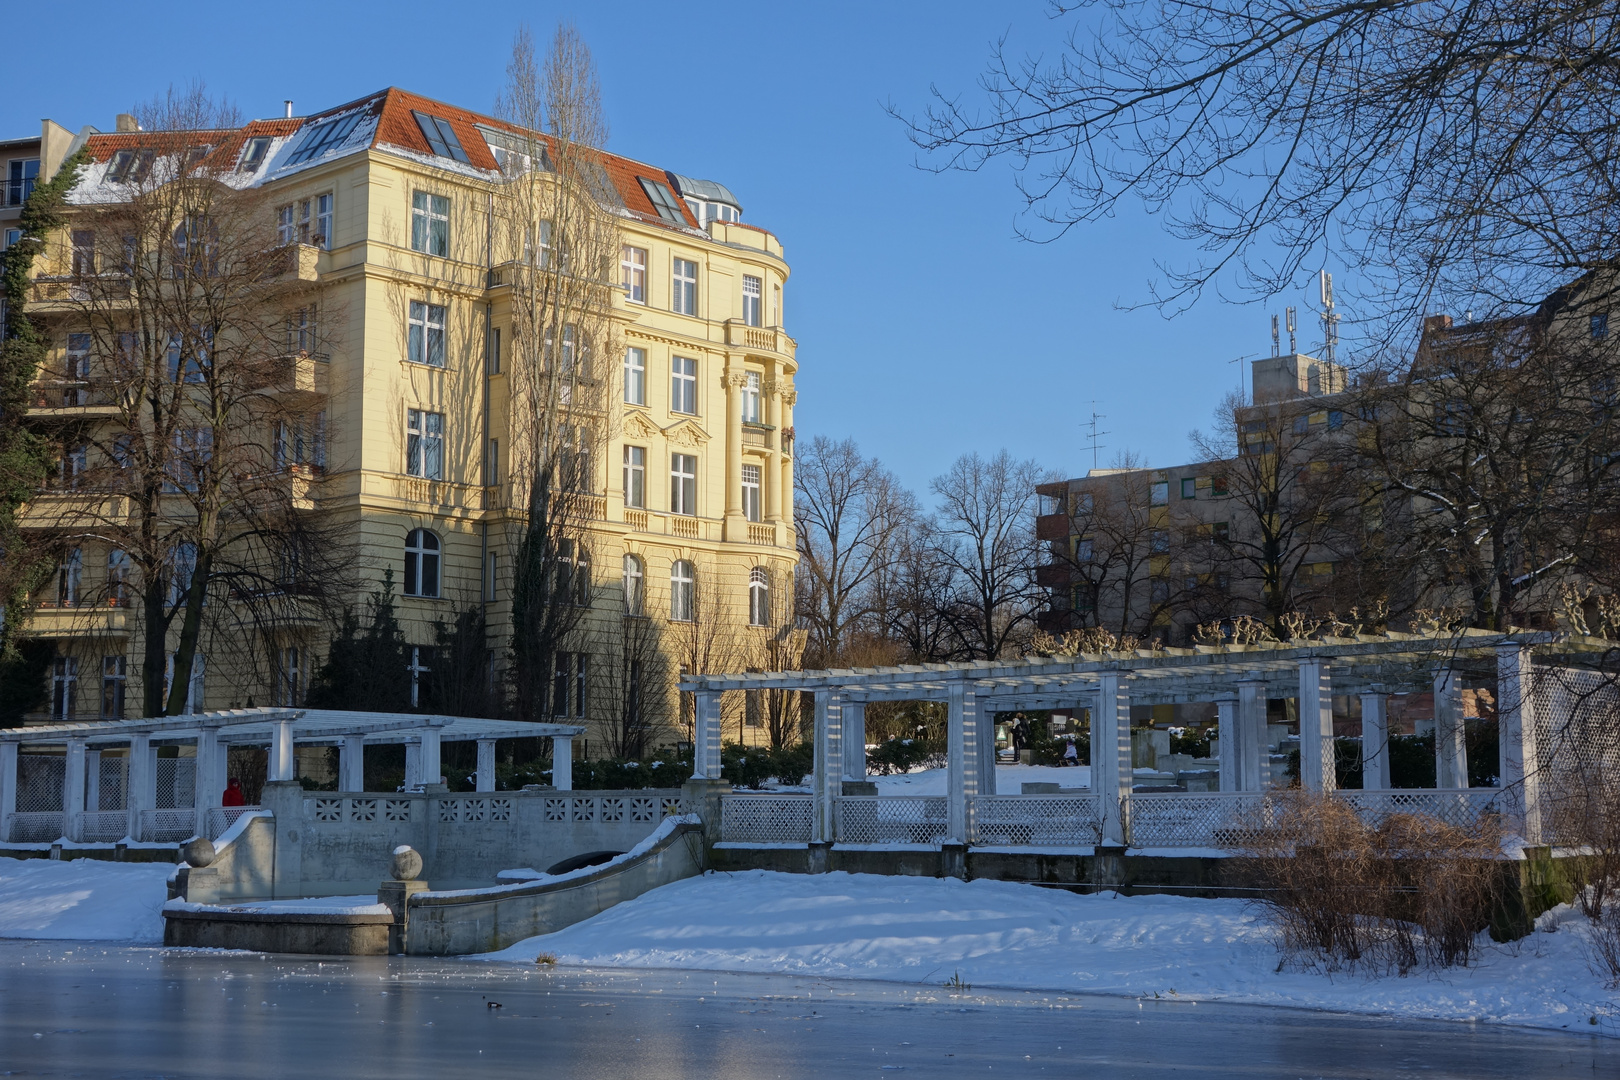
[0,941,1613,1078]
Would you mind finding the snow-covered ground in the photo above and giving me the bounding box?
[483,869,1620,1035]
[874,762,1090,794]
[0,857,170,943]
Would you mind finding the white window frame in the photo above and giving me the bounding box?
[410,190,450,256]
[623,445,646,508]
[407,301,446,367]
[742,463,762,523]
[748,567,770,627]
[671,453,697,516]
[404,528,441,598]
[624,346,646,405]
[623,554,644,615]
[741,371,761,424]
[672,257,697,316]
[671,356,697,415]
[622,245,646,303]
[743,274,762,327]
[52,656,77,719]
[670,560,695,622]
[406,408,445,479]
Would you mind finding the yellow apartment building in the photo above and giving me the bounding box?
[13,89,800,752]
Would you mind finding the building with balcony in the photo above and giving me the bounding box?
[11,89,800,753]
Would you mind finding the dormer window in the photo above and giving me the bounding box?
[239,136,272,171]
[639,178,687,225]
[413,111,470,164]
[106,149,153,184]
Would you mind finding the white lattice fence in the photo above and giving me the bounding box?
[140,808,195,842]
[970,795,1102,847]
[206,806,261,839]
[1128,792,1278,849]
[1338,789,1506,831]
[78,810,129,842]
[15,755,64,814]
[837,796,949,845]
[6,811,64,843]
[720,794,812,843]
[155,758,195,810]
[97,756,127,812]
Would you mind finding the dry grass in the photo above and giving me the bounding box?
[1243,791,1503,972]
[534,952,558,966]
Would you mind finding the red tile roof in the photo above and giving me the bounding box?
[75,88,721,234]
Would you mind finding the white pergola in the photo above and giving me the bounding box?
[0,708,583,845]
[683,629,1609,847]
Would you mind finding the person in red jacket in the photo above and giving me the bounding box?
[222,777,246,807]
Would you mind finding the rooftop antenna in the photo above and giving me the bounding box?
[1230,353,1256,403]
[1081,403,1109,471]
[1285,306,1298,354]
[1271,314,1280,358]
[1320,270,1339,363]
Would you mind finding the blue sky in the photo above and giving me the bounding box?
[4,1,1325,493]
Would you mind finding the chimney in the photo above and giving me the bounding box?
[115,113,138,133]
[1423,314,1454,335]
[284,101,294,119]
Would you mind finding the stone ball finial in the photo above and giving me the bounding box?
[181,837,216,868]
[391,845,423,882]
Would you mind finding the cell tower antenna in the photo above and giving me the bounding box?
[1271,314,1280,358]
[1081,402,1110,471]
[1285,307,1297,354]
[1319,269,1339,364]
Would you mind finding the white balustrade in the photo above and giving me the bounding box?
[720,793,813,843]
[969,794,1104,847]
[836,795,948,845]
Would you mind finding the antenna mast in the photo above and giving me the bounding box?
[1082,403,1110,471]
[1285,307,1297,354]
[1319,270,1339,363]
[1271,314,1280,358]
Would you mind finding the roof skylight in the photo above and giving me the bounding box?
[286,112,365,166]
[413,111,470,164]
[639,177,687,225]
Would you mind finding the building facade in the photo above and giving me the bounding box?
[13,89,800,751]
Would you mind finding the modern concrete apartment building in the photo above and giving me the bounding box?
[11,89,799,750]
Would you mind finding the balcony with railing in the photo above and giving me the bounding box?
[725,319,795,359]
[28,376,122,417]
[259,352,330,402]
[741,423,774,451]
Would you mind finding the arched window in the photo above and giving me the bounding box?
[670,559,694,622]
[748,567,770,627]
[623,554,644,615]
[404,529,440,598]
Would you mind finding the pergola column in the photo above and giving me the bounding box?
[840,700,866,782]
[551,735,573,790]
[1360,693,1391,790]
[419,728,442,788]
[1236,679,1269,791]
[126,733,152,840]
[977,705,998,796]
[64,739,87,842]
[812,690,842,842]
[405,742,422,787]
[0,742,18,843]
[1434,669,1469,789]
[194,728,221,837]
[1215,697,1237,792]
[340,735,366,792]
[269,720,296,783]
[476,739,496,792]
[1091,674,1131,846]
[1497,644,1541,842]
[945,681,983,845]
[85,749,102,813]
[1298,661,1336,792]
[691,690,723,782]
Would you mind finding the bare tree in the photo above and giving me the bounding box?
[493,25,623,722]
[793,436,915,668]
[929,450,1056,659]
[24,84,351,716]
[1189,391,1361,634]
[1353,305,1620,630]
[901,1,1620,331]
